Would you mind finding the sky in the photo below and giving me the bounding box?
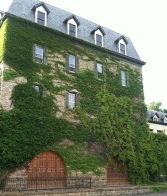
[0,0,167,108]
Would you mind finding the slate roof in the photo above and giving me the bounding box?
[147,110,167,123]
[6,0,145,64]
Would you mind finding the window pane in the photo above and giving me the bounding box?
[69,24,76,36]
[69,93,75,109]
[97,63,102,73]
[37,12,45,25]
[69,55,76,72]
[35,45,43,63]
[120,43,125,54]
[121,71,126,86]
[96,35,102,46]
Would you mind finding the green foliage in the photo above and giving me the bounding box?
[152,183,167,192]
[3,69,20,81]
[147,101,163,111]
[1,15,167,185]
[52,143,105,175]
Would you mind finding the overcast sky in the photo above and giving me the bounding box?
[1,0,167,108]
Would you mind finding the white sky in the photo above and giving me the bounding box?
[0,0,167,108]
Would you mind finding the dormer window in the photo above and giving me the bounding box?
[91,26,105,47]
[96,34,102,46]
[164,117,167,123]
[120,43,125,55]
[32,3,50,26]
[153,115,158,122]
[69,23,76,36]
[37,11,45,25]
[115,35,128,55]
[64,15,80,37]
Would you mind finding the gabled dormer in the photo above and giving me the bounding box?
[0,10,4,20]
[91,26,106,47]
[32,2,50,26]
[115,35,128,55]
[153,114,159,122]
[64,15,80,37]
[164,116,167,123]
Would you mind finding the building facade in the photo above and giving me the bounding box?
[0,0,146,188]
[147,110,167,134]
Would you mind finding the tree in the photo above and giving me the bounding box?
[147,101,163,111]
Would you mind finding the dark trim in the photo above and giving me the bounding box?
[63,14,80,26]
[2,13,146,67]
[91,26,106,36]
[148,120,167,126]
[115,35,129,45]
[32,2,50,14]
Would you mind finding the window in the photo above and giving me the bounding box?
[153,115,159,122]
[120,43,125,55]
[157,130,163,134]
[33,44,48,64]
[66,54,79,73]
[34,84,47,97]
[96,34,102,46]
[32,3,50,26]
[94,63,106,80]
[121,71,129,87]
[37,11,45,25]
[65,92,79,109]
[69,23,76,36]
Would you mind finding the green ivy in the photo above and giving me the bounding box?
[1,15,167,185]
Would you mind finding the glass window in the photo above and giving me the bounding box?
[120,43,125,54]
[69,92,76,109]
[37,11,45,25]
[69,24,76,36]
[97,63,102,73]
[69,55,76,72]
[34,85,40,92]
[96,34,102,46]
[121,71,127,86]
[35,45,44,63]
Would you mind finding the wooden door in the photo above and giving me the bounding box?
[107,157,130,185]
[28,151,66,189]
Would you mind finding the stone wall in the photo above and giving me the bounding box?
[0,186,152,196]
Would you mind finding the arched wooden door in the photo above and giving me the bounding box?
[28,151,66,189]
[107,157,130,185]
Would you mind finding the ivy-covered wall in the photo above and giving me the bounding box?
[1,15,167,185]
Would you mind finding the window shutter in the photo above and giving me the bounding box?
[65,91,69,109]
[126,72,129,86]
[66,54,69,71]
[103,65,106,81]
[43,87,47,97]
[44,47,48,65]
[94,62,98,78]
[76,56,79,73]
[76,93,80,105]
[33,44,36,61]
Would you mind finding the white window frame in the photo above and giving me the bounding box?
[35,45,44,63]
[118,39,126,55]
[94,30,103,47]
[35,6,47,26]
[67,18,77,37]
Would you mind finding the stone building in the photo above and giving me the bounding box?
[0,0,146,189]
